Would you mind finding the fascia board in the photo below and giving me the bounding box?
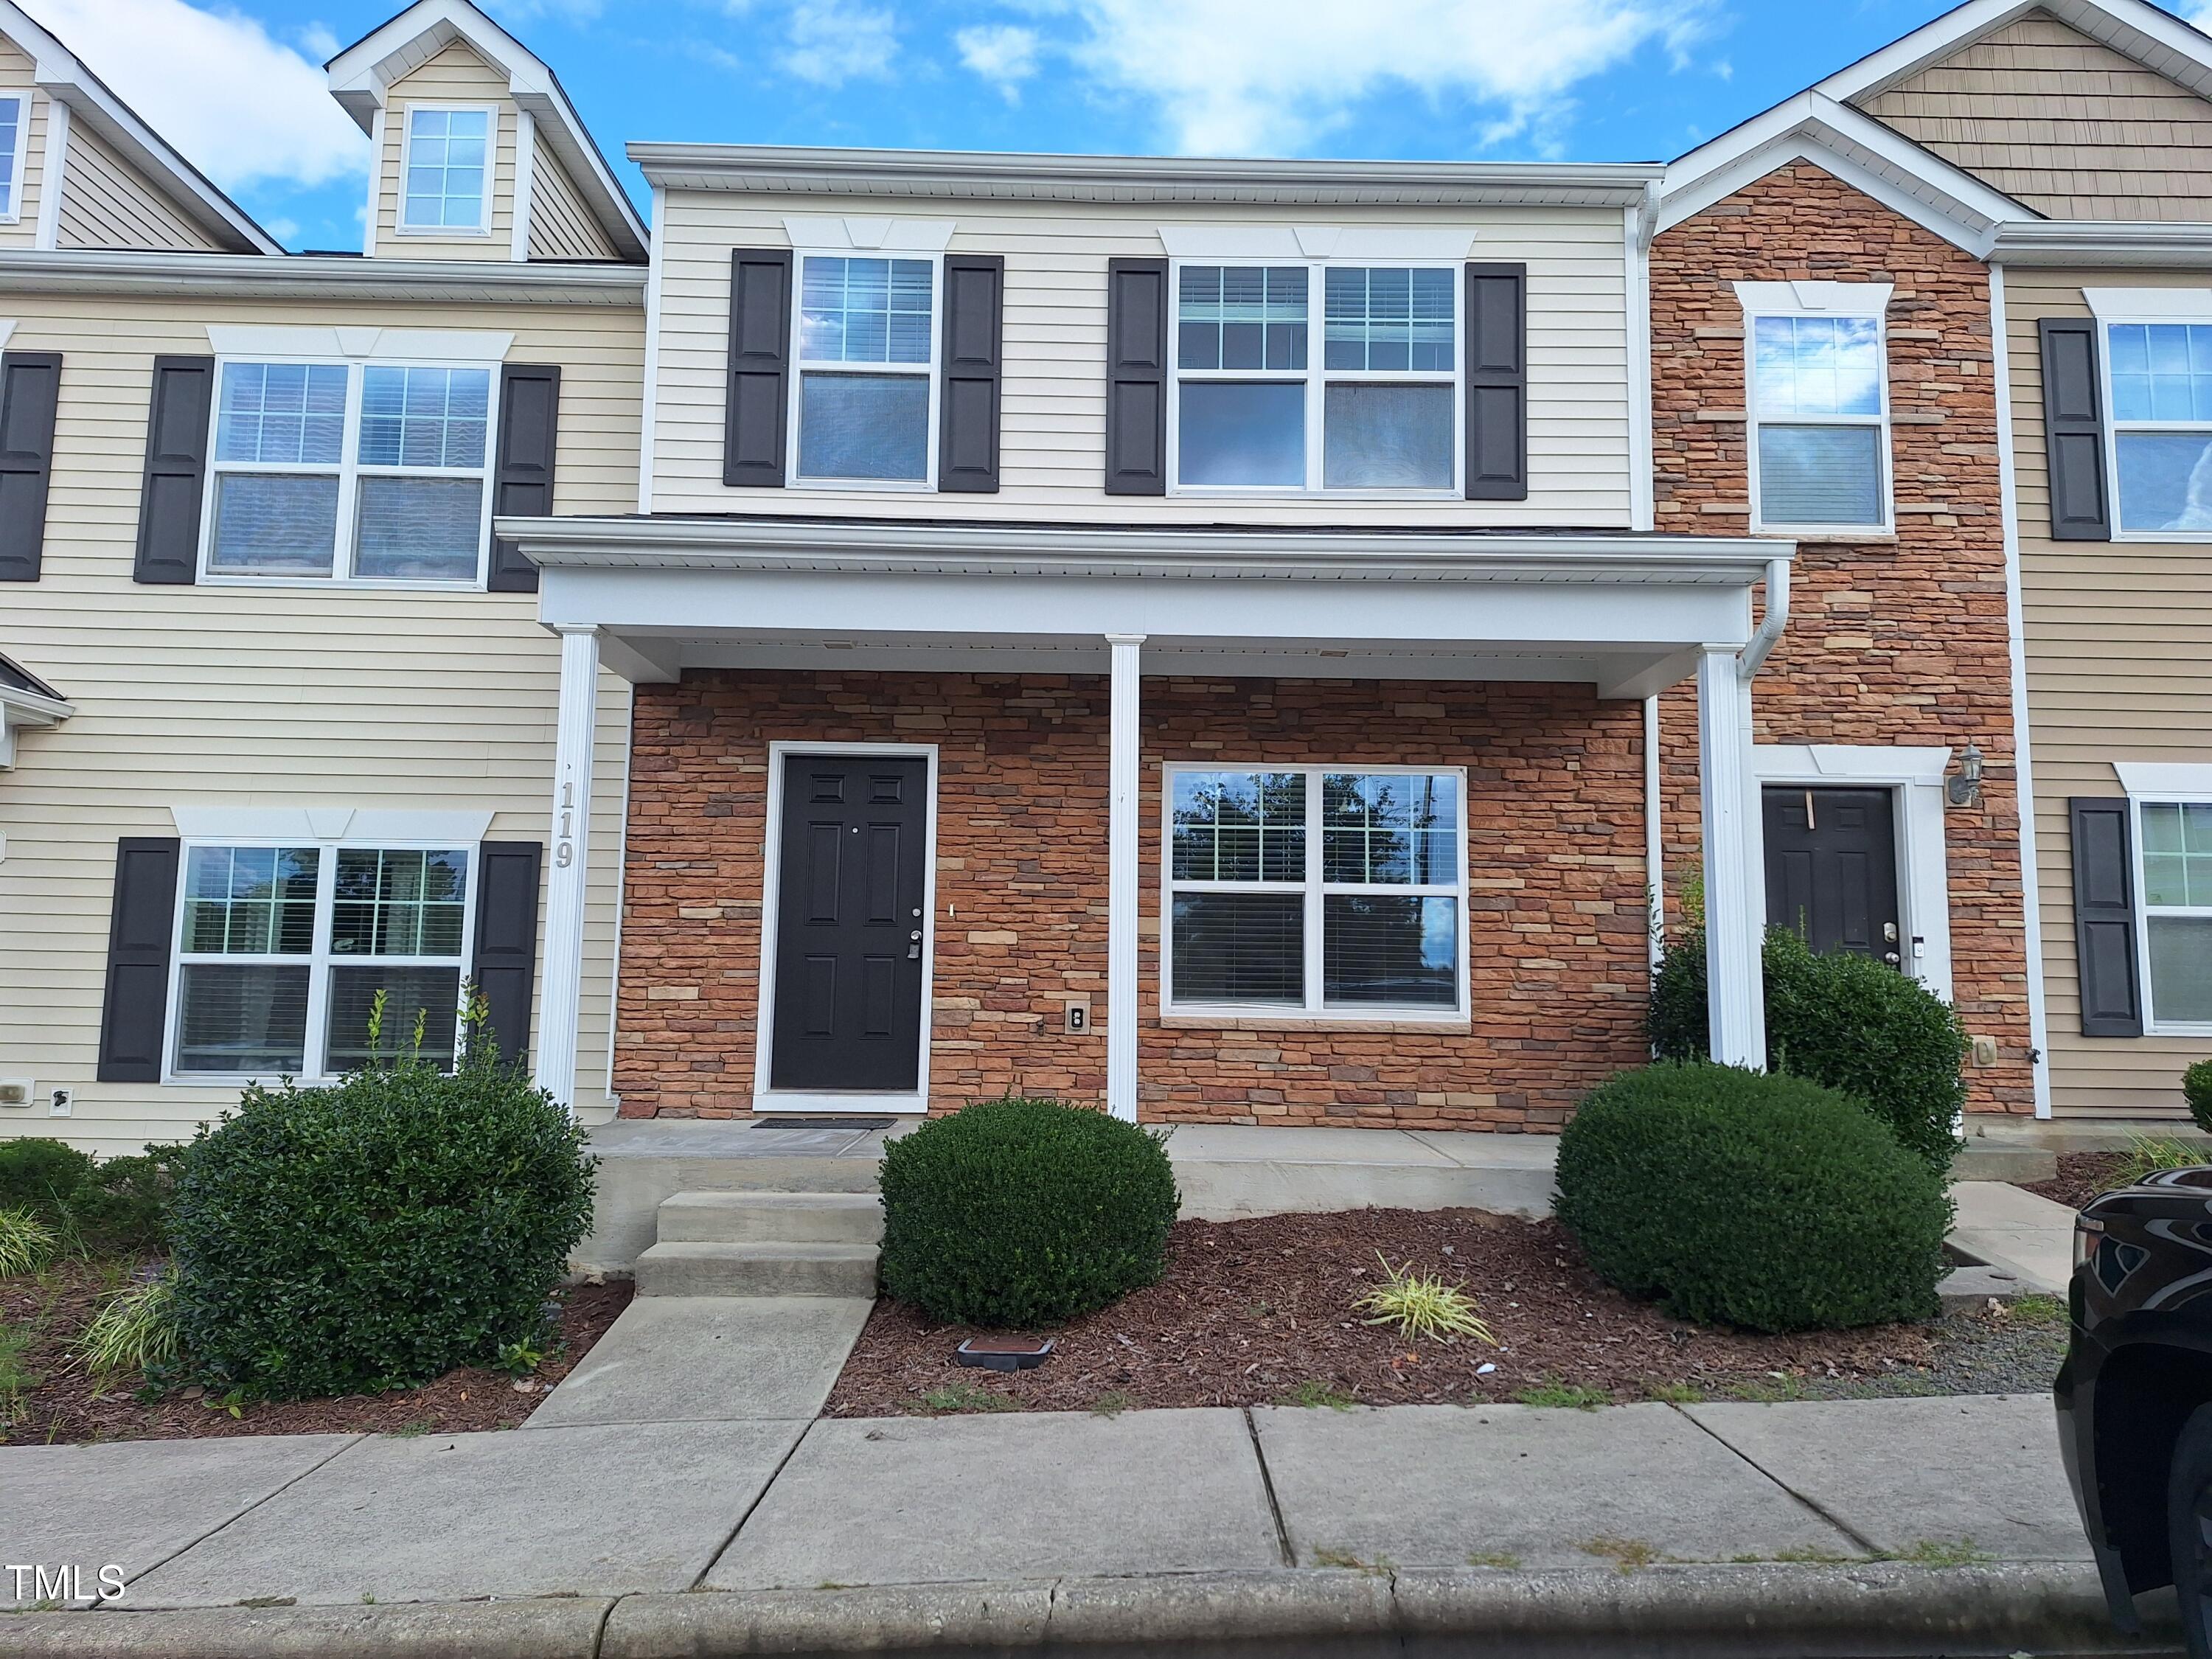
[0,248,644,303]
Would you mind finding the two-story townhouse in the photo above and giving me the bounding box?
[0,0,647,1153]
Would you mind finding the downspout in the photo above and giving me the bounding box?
[1738,556,1791,685]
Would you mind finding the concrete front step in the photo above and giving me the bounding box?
[657,1190,886,1245]
[635,1240,881,1298]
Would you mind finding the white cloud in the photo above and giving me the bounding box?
[780,0,898,86]
[956,23,1040,100]
[28,0,366,189]
[1063,0,1711,155]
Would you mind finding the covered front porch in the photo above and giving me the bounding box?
[497,515,1792,1127]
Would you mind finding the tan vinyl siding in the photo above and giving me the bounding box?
[649,192,1635,526]
[2006,267,2212,1116]
[0,37,51,249]
[0,291,644,1155]
[56,124,222,252]
[1860,12,2212,221]
[528,133,618,261]
[372,41,517,260]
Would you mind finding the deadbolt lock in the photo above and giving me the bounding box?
[908,928,922,961]
[1882,922,1898,942]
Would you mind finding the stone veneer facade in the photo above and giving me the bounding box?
[1649,161,2034,1113]
[613,671,1652,1127]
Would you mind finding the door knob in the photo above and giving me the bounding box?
[1882,950,1902,966]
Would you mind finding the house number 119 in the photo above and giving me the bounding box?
[554,779,576,869]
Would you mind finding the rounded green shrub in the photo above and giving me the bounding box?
[0,1138,94,1228]
[2185,1060,2212,1135]
[1649,928,1966,1171]
[167,1057,595,1399]
[878,1096,1179,1328]
[1556,1061,1952,1333]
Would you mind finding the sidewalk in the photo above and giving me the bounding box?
[1,1391,2177,1657]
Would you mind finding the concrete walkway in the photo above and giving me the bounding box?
[1950,1180,2077,1293]
[3,1391,2163,1657]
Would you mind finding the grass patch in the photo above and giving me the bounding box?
[1885,1537,1994,1568]
[1731,1545,1861,1564]
[1466,1550,1522,1569]
[0,1208,58,1279]
[1642,1380,1705,1404]
[1579,1535,1663,1573]
[1351,1253,1498,1344]
[0,1317,38,1428]
[1088,1390,1133,1418]
[917,1382,1019,1414]
[2114,1135,2209,1189]
[2000,1293,2067,1329]
[1276,1380,1359,1411]
[1311,1548,1393,1575]
[1514,1377,1613,1410]
[1718,1372,1812,1403]
[78,1272,178,1380]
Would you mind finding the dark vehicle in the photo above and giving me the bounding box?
[2059,1166,2212,1654]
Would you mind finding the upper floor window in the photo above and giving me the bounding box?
[400,107,493,234]
[0,95,26,221]
[204,359,495,585]
[793,254,938,484]
[1172,263,1458,493]
[1745,310,1891,532]
[2106,322,2212,535]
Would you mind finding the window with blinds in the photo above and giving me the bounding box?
[1746,310,1891,533]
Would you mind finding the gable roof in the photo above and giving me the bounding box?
[1814,0,2212,108]
[0,0,277,254]
[326,0,647,261]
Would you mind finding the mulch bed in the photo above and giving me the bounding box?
[825,1208,2029,1416]
[2020,1152,2131,1211]
[0,1262,631,1445]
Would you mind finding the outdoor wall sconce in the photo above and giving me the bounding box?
[1947,742,1984,808]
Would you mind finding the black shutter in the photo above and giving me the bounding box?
[1464,262,1528,501]
[2039,317,2110,541]
[489,364,560,594]
[724,248,793,488]
[133,355,213,585]
[96,838,181,1083]
[471,840,543,1066]
[1105,257,1168,495]
[2070,798,2143,1037]
[0,351,60,582]
[939,254,1004,493]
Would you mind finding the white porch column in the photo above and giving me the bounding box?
[1697,644,1766,1068]
[1105,633,1144,1122]
[535,624,599,1110]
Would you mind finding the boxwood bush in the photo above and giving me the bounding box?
[1556,1061,1951,1332]
[0,1138,182,1255]
[878,1096,1179,1327]
[167,1055,595,1398]
[1649,928,1966,1171]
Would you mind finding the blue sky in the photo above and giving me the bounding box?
[34,0,2195,252]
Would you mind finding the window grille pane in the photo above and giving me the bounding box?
[1178,265,1307,372]
[1324,267,1454,372]
[0,97,20,209]
[209,473,340,574]
[797,372,930,480]
[1756,425,1882,525]
[2149,915,2212,1025]
[1177,381,1304,486]
[1171,892,1304,1004]
[1171,771,1306,880]
[217,362,348,465]
[332,847,470,956]
[1752,316,1882,417]
[358,366,490,470]
[325,966,462,1074]
[354,476,484,580]
[2141,803,2212,906]
[799,257,934,366]
[184,846,321,954]
[403,107,490,229]
[2115,433,2212,534]
[1323,895,1458,1006]
[1323,383,1453,488]
[2107,323,2212,423]
[175,963,310,1073]
[1321,773,1458,884]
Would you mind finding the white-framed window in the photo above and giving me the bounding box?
[1161,765,1468,1019]
[167,840,476,1083]
[201,358,496,585]
[2133,796,2212,1032]
[1743,296,1893,534]
[398,105,494,234]
[790,253,939,487]
[0,94,27,222]
[1169,262,1461,494]
[2103,320,2212,538]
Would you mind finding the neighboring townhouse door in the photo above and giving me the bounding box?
[1761,786,1902,966]
[768,753,931,1093]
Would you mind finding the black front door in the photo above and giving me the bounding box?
[1762,786,1902,964]
[769,754,930,1093]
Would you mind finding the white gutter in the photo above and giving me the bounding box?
[0,250,645,304]
[1736,557,1791,684]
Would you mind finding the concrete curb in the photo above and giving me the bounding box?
[0,1562,2180,1657]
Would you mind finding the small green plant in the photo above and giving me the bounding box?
[1089,1390,1133,1417]
[0,1140,94,1233]
[1277,1379,1359,1411]
[2185,1059,2212,1135]
[494,1339,546,1379]
[0,1317,38,1426]
[1721,1371,1813,1402]
[917,1381,1019,1413]
[1514,1377,1613,1410]
[1467,1550,1522,1569]
[1886,1537,1993,1568]
[1351,1253,1499,1344]
[79,1271,179,1379]
[0,1207,58,1278]
[1310,1548,1393,1574]
[1580,1535,1663,1573]
[2114,1133,2211,1188]
[1641,1380,1705,1404]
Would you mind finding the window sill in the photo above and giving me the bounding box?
[1160,1009,1471,1032]
[1166,488,1464,503]
[197,574,490,593]
[1750,528,1896,543]
[392,225,494,239]
[786,477,936,493]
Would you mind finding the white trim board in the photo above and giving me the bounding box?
[2083,288,2212,320]
[2115,762,2212,796]
[169,807,495,844]
[1157,224,1475,260]
[204,324,514,362]
[780,215,955,251]
[751,740,939,1116]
